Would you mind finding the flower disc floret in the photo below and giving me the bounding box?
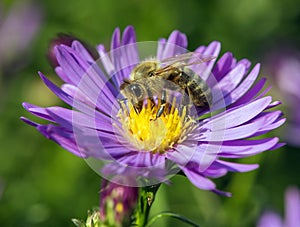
[116,98,196,154]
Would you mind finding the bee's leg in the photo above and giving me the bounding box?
[148,97,156,108]
[156,89,167,119]
[133,101,143,114]
[133,105,139,114]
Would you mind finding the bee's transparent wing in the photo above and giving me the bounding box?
[155,52,216,75]
[160,52,216,67]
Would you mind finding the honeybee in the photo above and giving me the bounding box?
[120,52,215,118]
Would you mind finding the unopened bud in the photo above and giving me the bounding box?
[99,179,138,227]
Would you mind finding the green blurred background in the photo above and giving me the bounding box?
[0,0,300,226]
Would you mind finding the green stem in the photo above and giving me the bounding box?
[131,184,161,227]
[145,212,200,227]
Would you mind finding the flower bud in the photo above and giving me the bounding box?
[48,33,99,67]
[99,179,138,227]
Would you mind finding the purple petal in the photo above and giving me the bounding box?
[182,167,217,190]
[201,166,228,178]
[44,107,117,132]
[201,96,272,131]
[116,152,166,168]
[55,66,72,84]
[213,63,247,99]
[122,26,139,69]
[200,121,263,141]
[55,45,86,85]
[201,137,279,158]
[255,85,272,100]
[72,40,95,63]
[253,118,286,137]
[39,72,118,118]
[121,25,136,45]
[166,145,197,166]
[34,123,86,158]
[285,187,300,227]
[159,30,188,60]
[108,26,139,86]
[212,189,232,197]
[61,84,95,107]
[267,101,281,109]
[156,38,167,59]
[237,58,251,72]
[270,142,286,150]
[213,64,260,109]
[38,125,112,159]
[20,117,39,127]
[214,160,259,172]
[22,103,55,122]
[193,41,221,81]
[97,45,116,78]
[231,78,267,107]
[211,52,235,82]
[32,121,122,159]
[257,212,283,227]
[56,45,115,101]
[182,163,232,196]
[38,72,74,105]
[250,110,282,125]
[111,27,121,49]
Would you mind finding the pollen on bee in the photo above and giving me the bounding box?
[115,97,197,153]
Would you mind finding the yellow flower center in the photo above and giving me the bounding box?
[115,98,196,154]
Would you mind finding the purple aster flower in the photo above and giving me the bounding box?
[22,26,284,195]
[0,1,42,70]
[257,187,300,227]
[264,49,300,146]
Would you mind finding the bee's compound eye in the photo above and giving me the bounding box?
[148,71,155,77]
[130,84,142,98]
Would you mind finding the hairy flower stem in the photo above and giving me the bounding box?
[132,184,161,227]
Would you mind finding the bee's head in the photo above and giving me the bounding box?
[130,61,159,80]
[120,81,145,104]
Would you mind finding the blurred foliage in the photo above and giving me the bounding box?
[0,0,300,226]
